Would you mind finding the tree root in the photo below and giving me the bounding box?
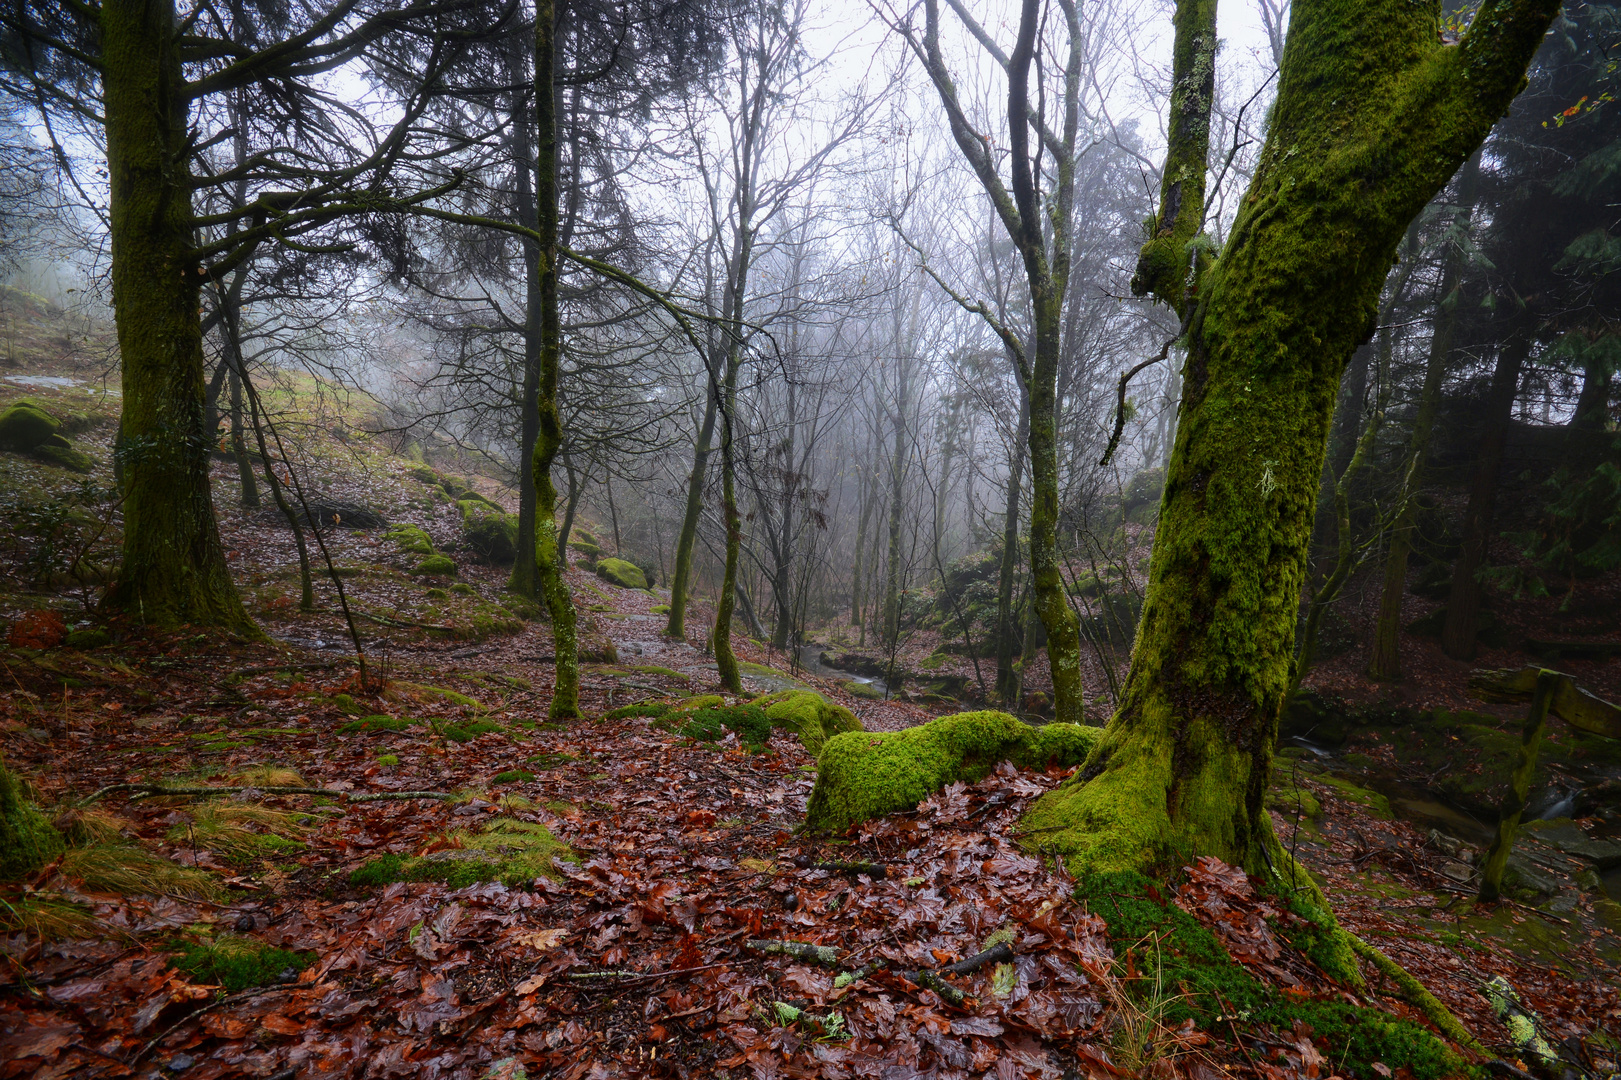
[1343,930,1482,1053]
[77,783,454,808]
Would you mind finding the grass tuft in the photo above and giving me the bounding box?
[227,765,306,788]
[166,801,307,862]
[60,841,222,901]
[173,934,313,993]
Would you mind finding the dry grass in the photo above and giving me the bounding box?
[167,800,308,860]
[0,893,104,941]
[226,765,307,788]
[59,841,223,901]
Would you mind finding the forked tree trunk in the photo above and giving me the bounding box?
[101,0,252,631]
[665,384,717,639]
[530,0,581,718]
[1026,0,1559,878]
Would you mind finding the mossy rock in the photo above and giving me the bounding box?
[394,682,482,709]
[1,759,63,882]
[595,557,648,590]
[650,604,670,615]
[348,819,573,889]
[803,711,1098,833]
[451,582,476,596]
[0,400,60,451]
[32,443,93,473]
[414,554,457,576]
[64,627,112,650]
[460,502,518,564]
[660,704,773,749]
[386,523,436,556]
[750,690,864,757]
[604,702,672,721]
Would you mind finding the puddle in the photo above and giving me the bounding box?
[5,375,81,388]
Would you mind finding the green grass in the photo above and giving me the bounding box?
[493,770,537,784]
[348,820,574,890]
[439,719,502,742]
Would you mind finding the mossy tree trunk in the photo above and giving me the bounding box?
[881,358,909,654]
[1368,156,1481,680]
[1441,331,1531,660]
[713,346,743,694]
[530,0,581,719]
[1026,0,1560,877]
[665,387,716,638]
[101,0,253,632]
[994,384,1029,706]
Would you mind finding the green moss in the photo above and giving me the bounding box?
[1076,873,1460,1080]
[332,693,363,715]
[385,523,436,556]
[650,604,670,615]
[348,820,574,890]
[804,712,1099,833]
[376,754,399,766]
[414,554,457,576]
[0,399,61,450]
[440,719,502,743]
[595,557,648,590]
[604,702,671,721]
[397,682,481,709]
[173,935,313,993]
[632,665,686,679]
[663,704,773,749]
[751,690,865,757]
[64,627,113,649]
[1314,775,1393,819]
[426,587,450,599]
[336,715,414,735]
[0,758,64,882]
[493,770,537,784]
[460,502,518,564]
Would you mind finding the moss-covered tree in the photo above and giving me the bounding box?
[1021,0,1560,877]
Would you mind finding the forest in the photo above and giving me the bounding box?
[0,0,1619,1076]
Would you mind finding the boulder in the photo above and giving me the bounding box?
[414,554,457,576]
[595,557,648,590]
[459,501,518,563]
[0,400,60,451]
[31,443,93,472]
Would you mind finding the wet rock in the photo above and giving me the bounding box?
[1520,819,1621,869]
[1440,861,1475,883]
[1541,888,1581,915]
[1504,853,1561,898]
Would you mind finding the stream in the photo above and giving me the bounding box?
[797,644,890,697]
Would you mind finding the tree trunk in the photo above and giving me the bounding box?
[1571,361,1612,431]
[1368,157,1481,680]
[995,387,1029,706]
[530,0,580,718]
[507,28,541,600]
[100,0,252,631]
[227,356,259,509]
[770,378,798,650]
[713,356,743,694]
[849,460,874,628]
[882,364,909,650]
[1441,331,1531,659]
[666,387,716,638]
[1026,0,1559,880]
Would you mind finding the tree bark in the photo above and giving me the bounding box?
[1025,0,1560,878]
[994,386,1029,706]
[1441,331,1531,660]
[1368,156,1481,680]
[100,0,253,631]
[666,388,716,638]
[530,0,581,718]
[507,27,542,600]
[882,363,909,650]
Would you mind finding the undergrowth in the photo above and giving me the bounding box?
[174,934,313,993]
[1074,872,1462,1080]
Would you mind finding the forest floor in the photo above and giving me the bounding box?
[4,294,1621,1078]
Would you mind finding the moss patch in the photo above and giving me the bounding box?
[174,935,313,993]
[385,523,435,556]
[493,770,537,784]
[348,819,573,889]
[660,704,773,750]
[751,690,865,757]
[595,557,648,590]
[336,715,415,735]
[1076,872,1461,1080]
[1,758,64,881]
[804,712,1098,833]
[413,554,457,576]
[439,719,502,743]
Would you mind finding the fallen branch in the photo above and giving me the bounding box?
[232,660,353,678]
[913,967,966,1006]
[1344,931,1482,1052]
[745,939,842,966]
[794,856,888,879]
[77,783,453,808]
[940,941,1013,977]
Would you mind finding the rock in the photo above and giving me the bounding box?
[461,503,518,564]
[1520,819,1621,869]
[1439,861,1475,882]
[1503,853,1560,898]
[1525,638,1621,661]
[31,442,93,472]
[1541,888,1580,915]
[1575,867,1604,894]
[413,554,457,576]
[595,557,648,590]
[0,399,60,451]
[385,523,436,555]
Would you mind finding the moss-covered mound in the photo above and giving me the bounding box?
[1,758,64,881]
[414,554,457,576]
[595,557,648,590]
[386,523,436,556]
[1076,872,1462,1080]
[803,712,1098,833]
[348,819,573,889]
[660,704,773,750]
[0,399,60,451]
[751,690,864,757]
[460,500,518,563]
